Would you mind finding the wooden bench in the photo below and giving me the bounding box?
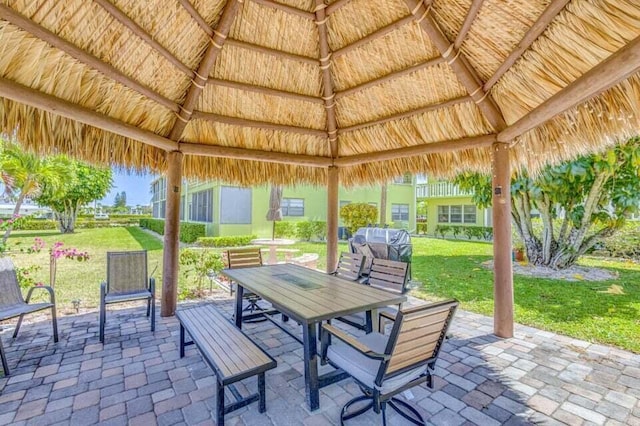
[176,305,276,425]
[291,253,319,270]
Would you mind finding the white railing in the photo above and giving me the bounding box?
[416,182,472,198]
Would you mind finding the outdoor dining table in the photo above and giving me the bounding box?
[221,263,406,411]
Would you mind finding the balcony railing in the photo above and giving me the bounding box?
[416,182,472,198]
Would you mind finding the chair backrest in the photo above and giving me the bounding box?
[226,247,263,269]
[106,251,148,294]
[367,258,409,294]
[0,257,25,307]
[377,299,458,385]
[334,252,365,281]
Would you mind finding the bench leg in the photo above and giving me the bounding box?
[282,314,289,322]
[0,337,9,376]
[179,325,185,358]
[258,373,266,413]
[217,379,225,426]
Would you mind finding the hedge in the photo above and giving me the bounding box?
[274,221,297,238]
[296,221,326,241]
[435,224,493,240]
[139,218,205,243]
[14,217,141,231]
[196,235,257,248]
[597,222,640,260]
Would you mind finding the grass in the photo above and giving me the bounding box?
[6,229,640,352]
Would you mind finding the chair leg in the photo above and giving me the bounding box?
[146,298,151,317]
[150,296,156,332]
[12,314,25,339]
[340,395,374,425]
[0,337,9,376]
[258,373,266,413]
[99,302,106,343]
[388,397,426,425]
[51,305,59,343]
[381,401,387,426]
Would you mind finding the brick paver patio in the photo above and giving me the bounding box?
[0,296,639,425]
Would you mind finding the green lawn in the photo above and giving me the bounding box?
[6,229,640,352]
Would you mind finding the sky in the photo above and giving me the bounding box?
[100,170,156,207]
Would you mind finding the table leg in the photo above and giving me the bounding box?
[302,322,319,411]
[235,285,244,329]
[370,308,379,333]
[268,245,277,265]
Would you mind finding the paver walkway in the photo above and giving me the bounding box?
[0,297,638,425]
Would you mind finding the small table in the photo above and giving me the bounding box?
[222,264,406,411]
[250,238,296,265]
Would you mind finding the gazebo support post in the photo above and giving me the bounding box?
[326,166,339,273]
[491,142,514,337]
[161,150,183,317]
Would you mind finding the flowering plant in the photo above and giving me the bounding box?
[27,238,89,287]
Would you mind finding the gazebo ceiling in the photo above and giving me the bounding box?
[0,0,639,185]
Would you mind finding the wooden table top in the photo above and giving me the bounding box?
[222,263,406,323]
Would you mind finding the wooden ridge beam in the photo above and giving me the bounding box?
[404,0,507,132]
[336,57,443,100]
[226,39,319,65]
[498,35,640,142]
[208,78,323,104]
[0,76,177,151]
[333,14,415,58]
[250,0,315,20]
[326,0,350,15]
[484,0,570,90]
[191,110,327,137]
[0,4,178,112]
[179,142,332,167]
[334,134,496,166]
[315,0,339,157]
[454,0,484,49]
[168,0,242,141]
[94,0,194,77]
[338,96,470,133]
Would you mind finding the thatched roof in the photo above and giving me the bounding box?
[0,0,639,186]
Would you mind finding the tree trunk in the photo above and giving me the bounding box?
[2,191,26,244]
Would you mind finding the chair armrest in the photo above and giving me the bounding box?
[149,277,156,295]
[321,324,388,360]
[25,285,56,305]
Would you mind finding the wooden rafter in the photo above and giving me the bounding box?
[338,96,470,133]
[333,15,415,58]
[0,4,178,112]
[454,0,484,49]
[498,35,640,142]
[250,0,314,20]
[336,57,443,100]
[326,0,350,15]
[208,78,323,104]
[334,134,496,166]
[403,0,507,132]
[315,0,339,158]
[94,0,194,77]
[168,0,242,141]
[484,0,570,90]
[191,111,327,137]
[176,0,210,34]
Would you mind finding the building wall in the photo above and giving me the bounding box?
[421,196,488,235]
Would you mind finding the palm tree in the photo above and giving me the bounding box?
[0,139,67,243]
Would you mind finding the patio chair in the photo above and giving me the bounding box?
[321,299,458,425]
[226,248,267,320]
[0,257,58,376]
[332,252,366,281]
[336,258,409,333]
[100,251,155,343]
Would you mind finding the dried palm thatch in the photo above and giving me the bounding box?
[0,0,638,186]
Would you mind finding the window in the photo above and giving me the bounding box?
[179,195,185,221]
[340,200,351,209]
[189,189,213,222]
[391,204,409,221]
[282,198,304,217]
[220,186,252,224]
[151,178,166,219]
[438,205,477,223]
[393,173,412,184]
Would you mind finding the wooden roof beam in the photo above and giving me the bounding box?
[338,96,470,133]
[0,4,178,112]
[485,0,570,90]
[250,0,315,20]
[336,57,443,100]
[334,134,496,166]
[191,110,327,137]
[208,78,323,104]
[315,0,339,158]
[94,0,194,77]
[168,0,242,141]
[177,0,211,35]
[498,35,640,142]
[454,0,484,49]
[326,0,350,15]
[333,14,415,58]
[404,0,507,132]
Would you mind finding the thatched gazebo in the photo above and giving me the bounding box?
[0,0,639,337]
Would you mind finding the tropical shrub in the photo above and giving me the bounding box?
[340,203,378,234]
[274,221,297,238]
[196,235,256,248]
[179,248,224,298]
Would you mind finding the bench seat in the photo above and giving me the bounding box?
[177,305,276,425]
